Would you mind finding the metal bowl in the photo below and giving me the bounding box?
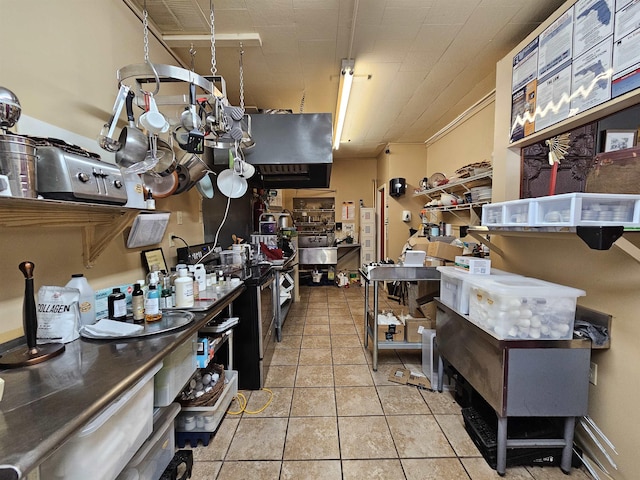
[0,87,21,129]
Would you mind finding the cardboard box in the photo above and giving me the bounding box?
[426,241,463,262]
[405,317,436,342]
[418,300,437,320]
[369,314,405,342]
[454,256,491,274]
[388,367,411,384]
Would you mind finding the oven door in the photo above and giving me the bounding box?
[259,273,276,385]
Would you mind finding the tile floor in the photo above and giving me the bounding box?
[184,285,591,480]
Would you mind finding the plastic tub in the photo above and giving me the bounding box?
[466,276,585,340]
[154,333,197,407]
[437,266,515,315]
[116,403,180,480]
[40,363,161,480]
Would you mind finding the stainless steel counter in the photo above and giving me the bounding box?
[0,283,245,480]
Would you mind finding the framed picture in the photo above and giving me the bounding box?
[604,129,637,152]
[141,248,167,273]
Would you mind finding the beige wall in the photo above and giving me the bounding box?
[376,144,428,261]
[491,0,640,477]
[0,0,204,342]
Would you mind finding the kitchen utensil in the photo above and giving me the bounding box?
[185,84,204,154]
[0,86,21,130]
[196,172,215,199]
[216,169,247,198]
[138,92,169,135]
[141,169,179,198]
[429,172,447,187]
[0,133,37,198]
[116,91,150,170]
[178,152,210,184]
[173,163,191,195]
[36,145,128,204]
[123,133,163,175]
[233,156,255,178]
[149,136,176,176]
[0,262,65,369]
[98,84,129,152]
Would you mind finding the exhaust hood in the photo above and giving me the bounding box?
[243,113,333,189]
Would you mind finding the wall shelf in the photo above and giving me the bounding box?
[413,171,493,199]
[467,225,640,263]
[0,197,149,268]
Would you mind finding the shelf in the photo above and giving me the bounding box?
[468,225,640,263]
[293,209,335,213]
[413,171,492,198]
[0,196,147,268]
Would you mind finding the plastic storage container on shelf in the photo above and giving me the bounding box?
[533,192,640,227]
[40,363,161,480]
[116,403,180,480]
[436,266,515,315]
[154,333,198,407]
[466,276,585,340]
[176,370,238,433]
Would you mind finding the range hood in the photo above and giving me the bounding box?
[244,113,333,189]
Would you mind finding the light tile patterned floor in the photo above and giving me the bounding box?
[184,285,591,480]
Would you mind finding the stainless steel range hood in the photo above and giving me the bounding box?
[243,113,333,189]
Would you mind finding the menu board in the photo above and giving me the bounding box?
[509,0,640,142]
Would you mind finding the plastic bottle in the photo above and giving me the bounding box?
[146,189,156,210]
[107,288,127,321]
[174,268,195,308]
[131,283,145,324]
[65,274,95,327]
[160,276,173,309]
[144,284,162,322]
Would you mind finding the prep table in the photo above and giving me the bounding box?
[359,265,440,371]
[0,282,245,480]
[435,301,591,475]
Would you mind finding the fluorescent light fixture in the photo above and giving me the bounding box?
[163,33,262,47]
[333,59,354,150]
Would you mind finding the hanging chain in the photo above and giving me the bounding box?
[299,91,306,113]
[189,43,196,72]
[239,44,245,111]
[210,0,217,76]
[143,1,150,62]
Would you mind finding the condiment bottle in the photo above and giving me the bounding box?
[160,276,173,309]
[144,272,162,322]
[174,268,195,308]
[107,288,127,321]
[131,283,145,324]
[146,189,156,210]
[65,273,95,327]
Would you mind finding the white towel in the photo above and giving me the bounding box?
[82,319,144,338]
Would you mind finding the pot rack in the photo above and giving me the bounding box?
[117,62,227,107]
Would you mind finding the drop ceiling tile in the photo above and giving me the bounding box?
[248,5,296,26]
[412,24,462,53]
[381,6,430,25]
[294,9,340,40]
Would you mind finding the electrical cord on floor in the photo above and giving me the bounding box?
[227,388,273,415]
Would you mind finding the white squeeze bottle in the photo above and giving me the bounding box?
[65,274,96,327]
[174,268,195,308]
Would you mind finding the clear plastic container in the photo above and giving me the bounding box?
[466,276,585,340]
[437,266,514,315]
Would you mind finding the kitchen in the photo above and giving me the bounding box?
[2,0,640,479]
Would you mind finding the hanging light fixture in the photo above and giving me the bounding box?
[333,58,354,150]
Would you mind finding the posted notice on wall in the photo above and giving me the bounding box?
[342,201,355,220]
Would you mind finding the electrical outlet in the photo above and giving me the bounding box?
[589,361,598,386]
[169,233,175,247]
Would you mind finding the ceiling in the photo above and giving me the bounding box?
[126,0,567,159]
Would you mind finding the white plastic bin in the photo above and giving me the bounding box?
[437,266,515,315]
[154,333,197,406]
[466,276,585,340]
[421,328,437,385]
[40,363,161,480]
[481,202,504,226]
[116,403,180,480]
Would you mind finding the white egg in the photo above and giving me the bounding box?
[508,326,518,337]
[508,298,522,309]
[554,323,570,334]
[541,325,550,335]
[530,316,542,328]
[518,318,531,328]
[202,373,212,385]
[211,373,220,383]
[519,307,532,318]
[529,328,541,339]
[549,329,563,339]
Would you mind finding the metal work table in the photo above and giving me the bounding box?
[359,265,440,370]
[0,283,245,480]
[435,301,591,475]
